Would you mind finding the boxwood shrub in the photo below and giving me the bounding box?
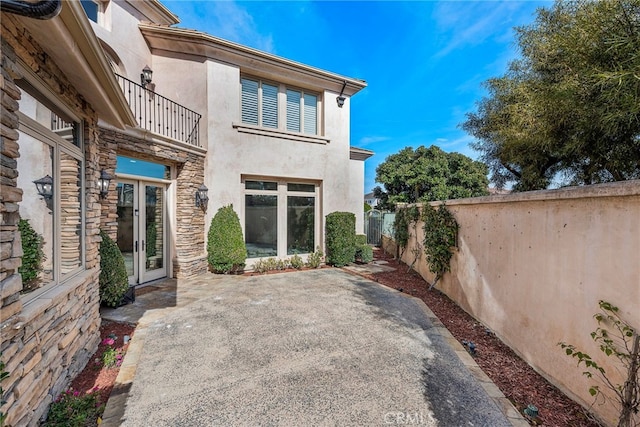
[99,230,129,308]
[207,205,246,274]
[325,212,356,267]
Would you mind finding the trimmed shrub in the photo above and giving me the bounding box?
[305,247,324,269]
[290,254,304,269]
[325,212,356,267]
[207,205,246,274]
[18,219,44,291]
[355,234,367,245]
[355,244,374,264]
[99,230,129,308]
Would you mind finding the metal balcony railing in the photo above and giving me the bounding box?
[115,74,201,147]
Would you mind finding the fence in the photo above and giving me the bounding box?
[364,210,395,245]
[385,181,640,426]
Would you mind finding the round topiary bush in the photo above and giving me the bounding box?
[99,230,129,307]
[207,205,247,274]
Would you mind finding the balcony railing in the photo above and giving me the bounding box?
[115,74,201,147]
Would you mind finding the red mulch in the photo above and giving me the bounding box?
[69,320,135,406]
[360,248,601,427]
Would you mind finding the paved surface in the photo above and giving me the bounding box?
[101,268,528,426]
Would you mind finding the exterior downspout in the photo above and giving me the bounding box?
[0,0,61,19]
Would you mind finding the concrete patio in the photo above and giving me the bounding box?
[100,268,528,426]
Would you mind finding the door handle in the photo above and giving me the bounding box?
[135,241,138,252]
[142,240,145,251]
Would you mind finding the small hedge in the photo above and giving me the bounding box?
[18,219,44,290]
[325,212,356,267]
[207,205,246,274]
[99,230,129,308]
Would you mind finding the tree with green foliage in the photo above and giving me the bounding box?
[18,219,44,291]
[374,145,489,210]
[462,0,640,191]
[207,205,246,274]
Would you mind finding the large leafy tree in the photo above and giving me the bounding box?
[374,145,489,209]
[462,0,640,191]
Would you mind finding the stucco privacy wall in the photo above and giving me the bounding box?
[1,16,102,426]
[388,181,640,426]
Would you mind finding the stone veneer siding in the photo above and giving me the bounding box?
[1,16,103,426]
[98,129,207,278]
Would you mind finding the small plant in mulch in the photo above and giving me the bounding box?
[43,388,104,427]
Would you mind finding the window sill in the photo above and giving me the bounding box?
[19,269,94,325]
[232,123,330,145]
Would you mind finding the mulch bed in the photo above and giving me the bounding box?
[359,248,601,427]
[69,320,136,407]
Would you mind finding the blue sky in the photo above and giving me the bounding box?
[164,0,551,193]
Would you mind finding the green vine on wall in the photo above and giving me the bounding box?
[393,205,420,260]
[422,203,458,290]
[18,219,44,292]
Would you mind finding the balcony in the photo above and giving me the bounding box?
[115,74,202,147]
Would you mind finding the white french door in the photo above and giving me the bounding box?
[116,180,167,285]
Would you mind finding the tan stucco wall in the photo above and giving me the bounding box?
[393,181,640,426]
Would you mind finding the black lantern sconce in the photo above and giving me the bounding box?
[33,174,53,210]
[98,169,112,199]
[34,174,53,200]
[195,184,209,211]
[336,80,347,108]
[141,65,154,91]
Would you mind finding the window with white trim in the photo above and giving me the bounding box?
[244,179,318,258]
[241,77,319,136]
[81,0,109,28]
[16,84,85,299]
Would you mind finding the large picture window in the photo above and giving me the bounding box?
[244,179,318,259]
[241,77,319,136]
[16,85,85,298]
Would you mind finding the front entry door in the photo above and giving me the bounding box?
[116,180,167,285]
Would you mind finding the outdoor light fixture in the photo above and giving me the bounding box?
[98,169,112,199]
[336,80,347,108]
[141,65,154,90]
[195,184,209,210]
[33,174,53,200]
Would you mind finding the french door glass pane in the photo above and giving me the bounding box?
[245,194,277,258]
[145,185,163,272]
[287,196,315,255]
[116,183,135,276]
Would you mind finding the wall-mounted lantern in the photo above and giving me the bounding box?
[33,174,53,200]
[98,169,112,199]
[195,184,209,211]
[141,65,153,88]
[336,80,347,108]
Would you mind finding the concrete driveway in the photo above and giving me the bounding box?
[101,269,526,426]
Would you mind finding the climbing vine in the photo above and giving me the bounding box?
[393,205,420,260]
[422,203,458,289]
[559,301,639,427]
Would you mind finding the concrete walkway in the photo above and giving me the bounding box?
[101,268,528,426]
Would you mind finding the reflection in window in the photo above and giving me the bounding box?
[287,196,315,255]
[17,82,84,297]
[59,152,82,277]
[245,195,277,258]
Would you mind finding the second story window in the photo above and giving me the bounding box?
[81,0,109,28]
[241,77,319,136]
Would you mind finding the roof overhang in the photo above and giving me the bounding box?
[139,23,367,96]
[350,146,374,161]
[15,1,136,128]
[125,0,179,26]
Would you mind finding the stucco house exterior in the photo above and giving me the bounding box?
[0,0,371,424]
